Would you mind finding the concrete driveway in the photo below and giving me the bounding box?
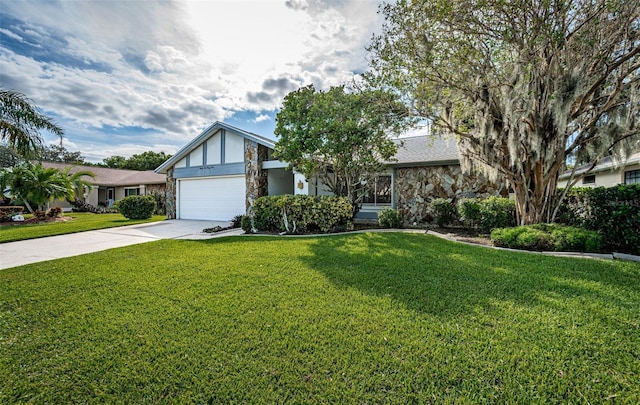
[0,220,244,270]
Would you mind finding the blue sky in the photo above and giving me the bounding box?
[0,0,383,162]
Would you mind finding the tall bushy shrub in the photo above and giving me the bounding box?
[430,198,457,227]
[378,208,403,228]
[252,195,352,234]
[478,196,516,233]
[116,195,156,220]
[457,197,516,233]
[457,198,482,228]
[559,184,640,254]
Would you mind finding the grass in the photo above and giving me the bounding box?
[0,212,165,243]
[1,233,639,403]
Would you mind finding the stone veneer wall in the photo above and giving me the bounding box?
[145,183,167,215]
[145,184,166,196]
[245,140,268,213]
[394,164,505,224]
[165,167,176,219]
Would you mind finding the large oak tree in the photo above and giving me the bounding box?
[367,0,640,224]
[274,84,409,213]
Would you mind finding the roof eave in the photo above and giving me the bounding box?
[155,121,275,174]
[389,159,460,168]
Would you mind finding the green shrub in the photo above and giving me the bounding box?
[457,198,482,228]
[231,214,244,228]
[477,196,516,233]
[458,197,516,233]
[240,215,253,233]
[116,195,156,220]
[430,198,457,227]
[253,196,283,231]
[558,184,640,255]
[252,195,352,234]
[491,224,602,253]
[378,208,403,228]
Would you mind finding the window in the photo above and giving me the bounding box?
[582,175,596,185]
[362,175,392,205]
[625,169,640,185]
[125,188,140,197]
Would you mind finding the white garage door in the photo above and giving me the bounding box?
[178,176,246,221]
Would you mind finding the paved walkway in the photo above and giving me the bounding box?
[0,220,244,270]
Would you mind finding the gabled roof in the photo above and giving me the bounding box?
[389,135,460,166]
[559,151,640,179]
[155,121,275,174]
[41,161,165,186]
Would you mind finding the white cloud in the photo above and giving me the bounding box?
[254,114,271,123]
[0,27,24,42]
[0,0,383,161]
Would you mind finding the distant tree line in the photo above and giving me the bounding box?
[0,143,170,171]
[100,151,171,171]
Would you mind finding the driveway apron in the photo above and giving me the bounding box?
[0,220,242,270]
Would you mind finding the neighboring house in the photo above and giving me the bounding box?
[156,121,504,224]
[557,152,640,189]
[41,161,166,211]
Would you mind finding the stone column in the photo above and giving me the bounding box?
[245,140,268,213]
[165,167,176,219]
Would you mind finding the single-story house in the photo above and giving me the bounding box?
[41,161,166,211]
[156,121,503,224]
[557,152,640,189]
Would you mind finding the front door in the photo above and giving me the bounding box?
[107,188,115,207]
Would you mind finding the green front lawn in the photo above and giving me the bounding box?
[2,233,639,403]
[0,212,165,243]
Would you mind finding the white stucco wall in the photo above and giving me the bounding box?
[558,163,640,188]
[190,144,204,167]
[225,133,245,163]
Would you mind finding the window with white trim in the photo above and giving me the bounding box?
[582,174,596,185]
[125,187,140,197]
[625,169,640,184]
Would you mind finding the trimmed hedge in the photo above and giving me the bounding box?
[252,195,353,234]
[378,208,403,228]
[116,195,156,220]
[240,215,252,233]
[458,197,516,233]
[559,184,640,255]
[491,224,603,253]
[457,198,482,229]
[430,198,456,227]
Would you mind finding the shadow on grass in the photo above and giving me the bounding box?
[299,232,640,318]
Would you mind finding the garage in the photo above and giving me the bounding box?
[177,176,246,221]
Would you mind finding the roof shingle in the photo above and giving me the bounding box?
[40,162,165,186]
[390,135,459,166]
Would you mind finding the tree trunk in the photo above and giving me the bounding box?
[511,158,562,225]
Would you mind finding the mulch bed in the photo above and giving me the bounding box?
[429,227,493,246]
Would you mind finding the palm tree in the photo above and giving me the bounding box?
[0,89,63,159]
[0,163,94,212]
[60,166,95,204]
